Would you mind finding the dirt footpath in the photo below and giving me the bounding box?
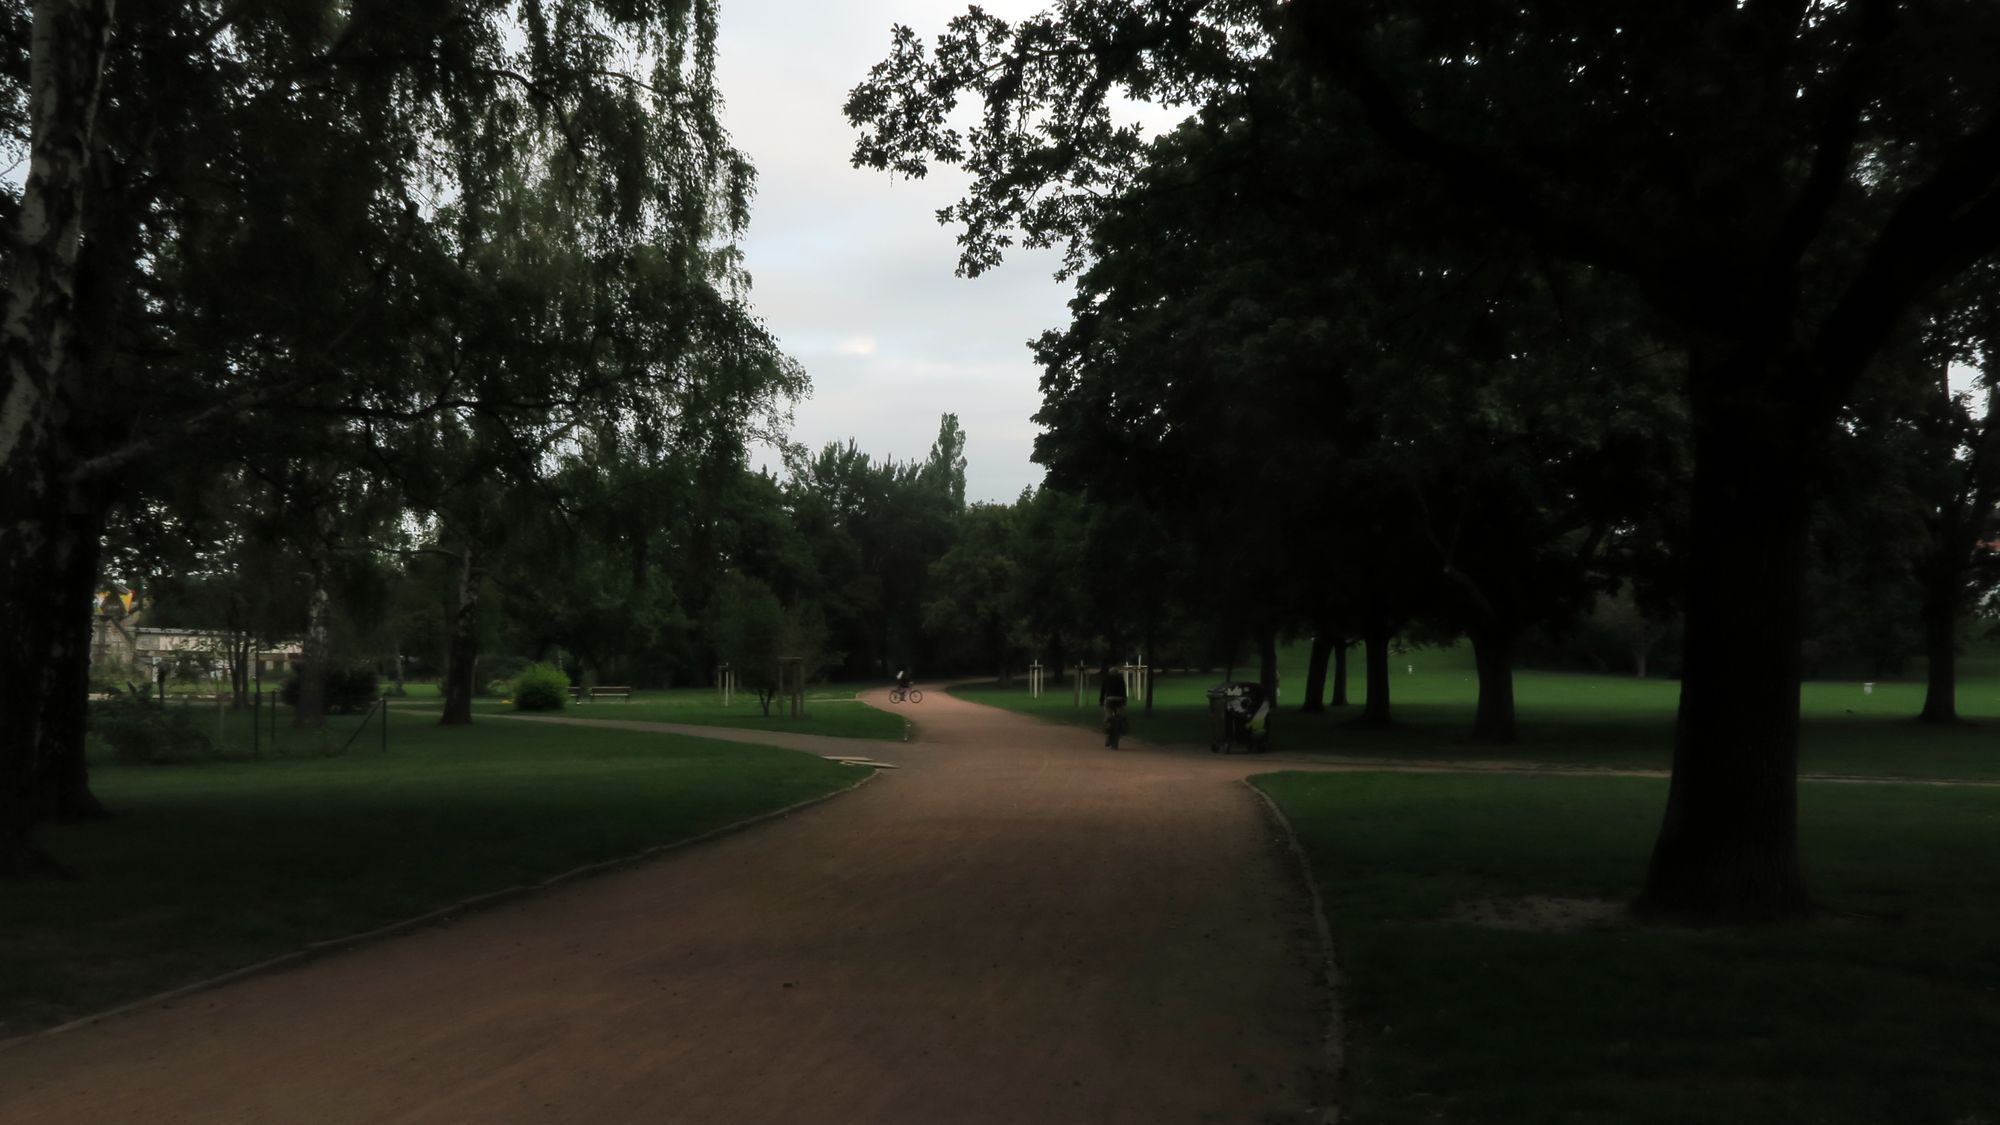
[0,688,1330,1124]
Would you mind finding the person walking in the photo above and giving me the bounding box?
[1098,663,1128,748]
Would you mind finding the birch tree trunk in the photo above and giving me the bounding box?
[0,0,120,876]
[294,567,330,728]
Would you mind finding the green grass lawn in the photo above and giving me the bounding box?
[1253,770,2000,1125]
[956,645,2000,780]
[4,709,863,1037]
[393,683,905,741]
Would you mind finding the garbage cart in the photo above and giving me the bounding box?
[1206,682,1271,754]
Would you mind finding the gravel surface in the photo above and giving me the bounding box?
[0,686,1331,1124]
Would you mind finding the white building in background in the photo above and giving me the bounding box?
[90,607,302,678]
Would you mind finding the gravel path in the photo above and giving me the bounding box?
[0,687,1332,1124]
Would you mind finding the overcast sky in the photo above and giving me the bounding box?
[713,1,1106,504]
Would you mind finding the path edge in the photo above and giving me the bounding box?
[1243,777,1347,1125]
[1,768,879,1053]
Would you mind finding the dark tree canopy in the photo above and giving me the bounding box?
[850,0,2000,921]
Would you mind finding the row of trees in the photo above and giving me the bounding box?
[844,0,2000,921]
[0,1,795,874]
[11,2,2000,936]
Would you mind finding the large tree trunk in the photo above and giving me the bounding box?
[440,544,484,726]
[1300,631,1334,713]
[1469,625,1519,744]
[0,477,111,858]
[1357,619,1392,724]
[1331,641,1350,707]
[40,492,110,822]
[0,0,120,878]
[1639,386,1814,923]
[0,476,69,875]
[1917,557,1961,724]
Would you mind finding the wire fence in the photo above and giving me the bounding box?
[93,691,394,764]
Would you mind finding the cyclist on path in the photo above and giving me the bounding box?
[1099,663,1128,748]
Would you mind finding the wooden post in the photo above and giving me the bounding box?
[1074,663,1086,707]
[1029,660,1043,698]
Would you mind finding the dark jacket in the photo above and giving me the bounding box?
[1098,668,1127,705]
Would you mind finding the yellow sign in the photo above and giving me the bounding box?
[119,591,137,613]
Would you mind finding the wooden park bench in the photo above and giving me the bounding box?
[577,685,631,703]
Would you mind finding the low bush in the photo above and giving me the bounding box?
[511,663,570,711]
[278,667,380,714]
[87,699,215,764]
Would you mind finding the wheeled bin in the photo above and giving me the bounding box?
[1206,682,1271,753]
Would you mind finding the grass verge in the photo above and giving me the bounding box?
[397,683,904,741]
[954,653,2000,780]
[4,710,862,1037]
[1251,770,2000,1124]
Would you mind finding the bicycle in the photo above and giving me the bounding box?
[889,686,923,704]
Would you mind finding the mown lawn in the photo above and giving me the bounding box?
[4,710,863,1037]
[395,682,905,741]
[956,645,2000,779]
[1253,770,2000,1125]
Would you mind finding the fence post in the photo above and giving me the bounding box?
[381,695,388,754]
[253,689,261,758]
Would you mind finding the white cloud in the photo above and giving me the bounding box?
[715,1,1172,503]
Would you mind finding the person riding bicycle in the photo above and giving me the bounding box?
[894,668,911,695]
[1098,662,1128,748]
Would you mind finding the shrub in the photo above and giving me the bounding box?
[88,699,214,764]
[511,663,570,711]
[482,678,512,698]
[279,667,380,714]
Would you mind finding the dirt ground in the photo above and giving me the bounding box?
[0,688,1334,1124]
